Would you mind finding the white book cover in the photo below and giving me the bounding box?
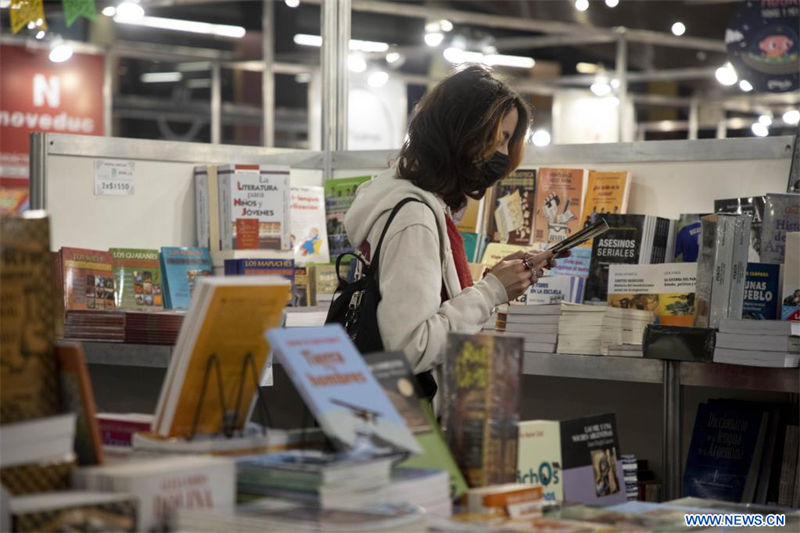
[782,231,800,321]
[523,276,585,305]
[290,186,330,265]
[194,166,209,249]
[710,215,735,328]
[607,262,696,326]
[517,420,563,503]
[218,164,291,251]
[728,215,752,320]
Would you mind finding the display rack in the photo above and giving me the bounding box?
[30,133,799,502]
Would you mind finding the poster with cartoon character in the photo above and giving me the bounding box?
[533,168,585,247]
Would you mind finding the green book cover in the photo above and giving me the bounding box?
[324,175,371,259]
[110,248,164,311]
[366,351,468,499]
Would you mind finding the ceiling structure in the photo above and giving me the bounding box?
[2,0,798,146]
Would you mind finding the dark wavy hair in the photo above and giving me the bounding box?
[396,65,531,211]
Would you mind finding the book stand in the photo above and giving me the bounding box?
[187,352,272,441]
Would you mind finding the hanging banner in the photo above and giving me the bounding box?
[62,0,97,27]
[9,0,47,34]
[726,0,800,92]
[0,44,104,192]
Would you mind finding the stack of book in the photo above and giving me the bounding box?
[556,303,606,355]
[63,310,125,342]
[283,308,328,328]
[621,454,638,501]
[502,304,559,353]
[600,307,654,356]
[713,319,800,368]
[123,310,184,345]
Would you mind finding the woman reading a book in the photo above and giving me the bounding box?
[345,65,564,399]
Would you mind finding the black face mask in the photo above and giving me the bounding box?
[479,151,510,189]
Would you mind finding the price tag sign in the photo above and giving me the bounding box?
[94,159,135,196]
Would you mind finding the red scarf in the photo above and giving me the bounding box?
[443,215,473,300]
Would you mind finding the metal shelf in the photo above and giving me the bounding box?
[680,361,800,394]
[82,341,172,368]
[522,352,664,384]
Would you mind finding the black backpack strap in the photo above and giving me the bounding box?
[371,197,426,274]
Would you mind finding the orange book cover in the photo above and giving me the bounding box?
[156,277,290,438]
[533,168,586,248]
[577,171,631,248]
[60,247,116,311]
[55,341,104,465]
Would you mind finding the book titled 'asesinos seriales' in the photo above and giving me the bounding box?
[266,325,421,456]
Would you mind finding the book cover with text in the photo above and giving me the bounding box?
[60,247,116,312]
[324,176,371,259]
[533,168,585,247]
[492,169,536,245]
[578,171,631,248]
[110,248,164,311]
[743,263,781,320]
[761,193,800,264]
[608,263,697,325]
[160,247,213,310]
[290,186,330,266]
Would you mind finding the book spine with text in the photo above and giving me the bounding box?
[728,215,752,321]
[709,216,735,328]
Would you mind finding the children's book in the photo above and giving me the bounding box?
[533,168,586,248]
[59,247,116,311]
[266,324,421,455]
[290,186,330,265]
[153,276,290,437]
[110,248,164,311]
[217,164,291,251]
[159,247,213,310]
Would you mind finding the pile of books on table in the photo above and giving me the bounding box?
[501,303,559,353]
[713,319,800,368]
[600,307,654,356]
[556,303,606,355]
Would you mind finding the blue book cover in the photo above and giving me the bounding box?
[548,246,591,278]
[265,324,421,455]
[224,258,295,302]
[682,402,768,502]
[743,263,781,320]
[159,247,213,309]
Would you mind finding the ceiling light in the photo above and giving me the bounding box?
[439,19,453,32]
[610,78,620,89]
[783,109,800,125]
[285,0,300,7]
[294,73,312,84]
[751,122,769,137]
[759,114,773,126]
[102,6,116,16]
[186,78,212,89]
[348,53,367,73]
[115,1,145,22]
[739,79,753,92]
[424,32,444,47]
[368,70,389,88]
[424,21,440,33]
[715,62,737,86]
[671,22,686,36]
[575,0,589,12]
[293,34,388,52]
[116,15,246,38]
[35,30,45,39]
[484,54,535,69]
[49,42,73,63]
[385,52,401,64]
[531,129,551,147]
[141,71,182,83]
[605,0,619,6]
[591,82,612,96]
[576,62,599,74]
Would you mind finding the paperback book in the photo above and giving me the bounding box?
[533,168,586,247]
[159,247,213,310]
[225,258,295,304]
[0,212,60,423]
[578,170,631,248]
[673,213,704,262]
[492,168,536,245]
[110,248,164,311]
[583,214,673,304]
[743,263,781,320]
[759,193,800,264]
[59,247,116,311]
[517,414,626,506]
[153,276,290,437]
[194,165,221,251]
[521,276,585,305]
[324,175,371,258]
[443,332,522,487]
[714,196,765,262]
[266,324,421,455]
[781,231,800,321]
[290,186,330,265]
[607,262,697,325]
[217,164,291,251]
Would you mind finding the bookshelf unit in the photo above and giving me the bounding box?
[30,132,798,504]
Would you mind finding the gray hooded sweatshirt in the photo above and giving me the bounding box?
[344,167,508,374]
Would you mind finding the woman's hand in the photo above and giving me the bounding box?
[489,258,533,301]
